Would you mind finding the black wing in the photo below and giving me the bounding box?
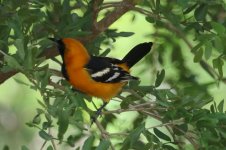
[85,56,138,83]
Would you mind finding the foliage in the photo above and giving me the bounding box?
[0,0,226,149]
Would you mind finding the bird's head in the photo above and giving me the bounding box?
[49,38,65,57]
[49,38,90,64]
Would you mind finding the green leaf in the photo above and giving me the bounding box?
[217,99,224,113]
[82,135,95,150]
[26,122,34,127]
[191,42,204,53]
[213,36,224,52]
[96,140,110,150]
[155,89,172,103]
[177,0,188,7]
[145,16,155,23]
[45,113,52,123]
[211,22,225,35]
[57,110,69,141]
[120,97,132,109]
[196,117,219,128]
[67,135,83,147]
[153,128,171,141]
[155,69,165,87]
[219,128,226,139]
[173,124,188,136]
[212,57,224,78]
[14,78,31,86]
[67,135,76,147]
[24,46,34,69]
[0,25,10,40]
[32,114,41,124]
[62,0,70,14]
[193,48,203,62]
[37,100,46,108]
[106,29,134,38]
[156,0,160,12]
[100,48,111,57]
[131,140,146,150]
[39,130,53,141]
[21,145,29,150]
[42,121,52,130]
[143,130,160,143]
[129,80,140,89]
[204,41,212,60]
[14,39,25,60]
[8,15,24,38]
[118,32,134,37]
[210,104,215,113]
[194,4,208,21]
[4,55,22,70]
[3,145,9,150]
[183,4,198,14]
[47,145,53,150]
[121,124,145,150]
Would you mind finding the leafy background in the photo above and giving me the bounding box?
[0,0,226,150]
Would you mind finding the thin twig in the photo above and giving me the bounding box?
[129,102,155,108]
[124,89,146,101]
[49,69,63,77]
[109,132,129,137]
[141,110,163,120]
[146,118,184,130]
[95,120,115,150]
[100,2,122,10]
[92,0,101,31]
[132,7,161,20]
[173,126,199,150]
[102,107,155,115]
[40,141,47,150]
[49,80,66,91]
[49,128,58,150]
[51,58,62,65]
[94,0,136,33]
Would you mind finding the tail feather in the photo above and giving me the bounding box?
[122,42,152,68]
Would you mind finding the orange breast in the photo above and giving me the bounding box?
[67,67,126,102]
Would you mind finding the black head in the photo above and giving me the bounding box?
[49,38,65,57]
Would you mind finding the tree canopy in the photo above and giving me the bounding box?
[0,0,226,149]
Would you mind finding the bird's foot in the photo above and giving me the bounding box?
[90,102,108,125]
[90,108,103,125]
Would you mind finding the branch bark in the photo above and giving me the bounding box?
[0,70,18,84]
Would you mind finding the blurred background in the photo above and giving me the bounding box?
[0,0,226,149]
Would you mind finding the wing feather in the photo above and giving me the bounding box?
[85,56,138,83]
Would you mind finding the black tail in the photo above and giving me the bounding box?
[122,42,153,68]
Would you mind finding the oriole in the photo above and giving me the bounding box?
[50,38,152,121]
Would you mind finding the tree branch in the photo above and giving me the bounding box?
[96,0,135,33]
[0,70,18,84]
[95,120,115,150]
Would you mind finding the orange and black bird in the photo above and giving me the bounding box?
[50,38,152,122]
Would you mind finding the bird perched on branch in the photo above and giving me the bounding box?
[50,38,152,123]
